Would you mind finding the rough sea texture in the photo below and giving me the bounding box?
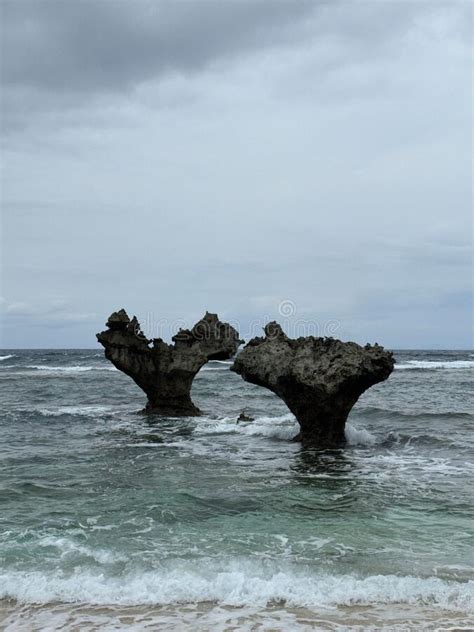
[0,349,473,631]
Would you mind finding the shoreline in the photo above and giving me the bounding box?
[1,600,473,631]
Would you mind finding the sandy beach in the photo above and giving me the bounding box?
[2,600,473,631]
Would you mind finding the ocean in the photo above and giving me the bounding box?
[0,349,473,631]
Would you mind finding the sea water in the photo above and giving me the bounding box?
[0,349,473,630]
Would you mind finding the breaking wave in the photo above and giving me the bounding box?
[37,405,116,418]
[395,360,474,370]
[196,413,298,441]
[0,354,14,361]
[344,423,376,446]
[194,415,378,446]
[0,563,471,612]
[24,365,117,372]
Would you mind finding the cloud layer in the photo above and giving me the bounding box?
[1,1,472,348]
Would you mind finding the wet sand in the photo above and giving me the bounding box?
[1,600,473,631]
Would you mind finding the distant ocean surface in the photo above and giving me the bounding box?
[0,349,473,631]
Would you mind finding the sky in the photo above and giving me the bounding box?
[1,0,472,349]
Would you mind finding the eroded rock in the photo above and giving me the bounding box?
[237,410,254,423]
[231,322,394,447]
[97,310,241,416]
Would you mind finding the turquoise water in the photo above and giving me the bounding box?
[0,350,473,630]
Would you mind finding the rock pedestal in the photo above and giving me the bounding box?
[97,310,240,416]
[231,322,394,447]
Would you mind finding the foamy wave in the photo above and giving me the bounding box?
[200,360,233,371]
[38,405,114,418]
[0,354,14,361]
[395,360,474,370]
[25,365,117,372]
[195,415,379,445]
[196,415,377,445]
[0,562,471,612]
[196,413,298,440]
[345,424,376,446]
[38,536,126,564]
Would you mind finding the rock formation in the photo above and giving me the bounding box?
[237,410,254,423]
[97,310,241,415]
[231,322,394,447]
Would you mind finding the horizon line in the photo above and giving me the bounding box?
[1,347,473,352]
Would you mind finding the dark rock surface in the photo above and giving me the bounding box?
[231,322,394,447]
[237,410,254,423]
[97,310,241,416]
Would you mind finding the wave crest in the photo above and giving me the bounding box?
[196,413,298,441]
[25,365,117,372]
[0,564,471,612]
[345,424,376,446]
[395,360,474,370]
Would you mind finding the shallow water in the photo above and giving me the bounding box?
[0,349,473,630]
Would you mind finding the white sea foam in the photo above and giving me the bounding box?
[196,413,298,440]
[196,415,378,446]
[395,360,474,370]
[25,365,117,372]
[0,562,472,612]
[0,354,14,361]
[200,360,233,371]
[38,535,126,564]
[38,405,114,418]
[344,423,377,446]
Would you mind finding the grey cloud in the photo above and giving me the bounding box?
[1,299,98,348]
[2,1,465,132]
[1,0,316,131]
[4,1,465,96]
[1,1,471,349]
[2,1,315,93]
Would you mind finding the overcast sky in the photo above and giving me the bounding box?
[1,0,472,349]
